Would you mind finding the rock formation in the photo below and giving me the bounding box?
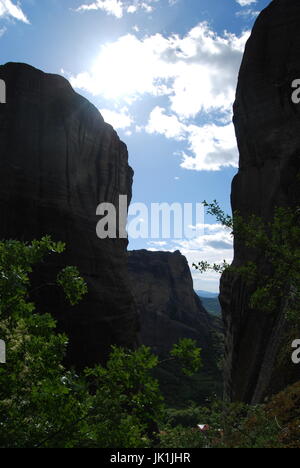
[128,249,222,404]
[128,249,213,355]
[220,0,300,403]
[0,62,138,368]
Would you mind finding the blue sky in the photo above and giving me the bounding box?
[0,0,271,291]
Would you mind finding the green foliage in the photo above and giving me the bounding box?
[193,259,229,275]
[165,403,207,428]
[0,237,91,448]
[203,199,233,229]
[83,346,164,448]
[160,383,300,448]
[194,201,300,320]
[57,266,88,306]
[231,206,300,318]
[1,236,297,449]
[198,296,221,316]
[0,237,63,321]
[0,239,203,448]
[170,338,202,376]
[159,425,205,448]
[159,399,281,448]
[264,381,300,448]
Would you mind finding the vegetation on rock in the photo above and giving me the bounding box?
[0,238,201,448]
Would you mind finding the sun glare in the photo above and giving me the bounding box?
[90,36,146,100]
[87,34,170,101]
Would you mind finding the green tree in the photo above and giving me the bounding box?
[0,237,91,448]
[0,238,202,448]
[194,200,300,320]
[159,399,281,448]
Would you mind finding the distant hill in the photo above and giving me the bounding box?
[196,290,219,298]
[196,291,221,316]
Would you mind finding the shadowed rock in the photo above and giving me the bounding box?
[0,62,139,368]
[128,249,213,356]
[128,249,222,403]
[220,0,300,403]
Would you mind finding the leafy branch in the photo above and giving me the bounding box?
[194,201,300,320]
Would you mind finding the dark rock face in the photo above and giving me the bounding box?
[220,0,300,403]
[128,249,213,356]
[128,249,223,404]
[0,62,138,368]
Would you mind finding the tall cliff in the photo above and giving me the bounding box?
[220,0,300,404]
[128,250,222,404]
[0,62,138,368]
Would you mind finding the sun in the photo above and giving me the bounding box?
[87,34,163,101]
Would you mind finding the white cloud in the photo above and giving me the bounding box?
[76,0,123,18]
[145,223,233,292]
[236,8,260,18]
[75,0,158,18]
[174,223,233,251]
[70,23,249,115]
[127,4,137,13]
[167,26,249,119]
[148,241,168,247]
[146,106,238,171]
[1,0,28,23]
[100,107,133,129]
[0,0,29,23]
[175,223,233,291]
[235,0,256,6]
[69,33,174,100]
[181,121,238,171]
[69,22,248,171]
[139,2,153,13]
[146,106,186,139]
